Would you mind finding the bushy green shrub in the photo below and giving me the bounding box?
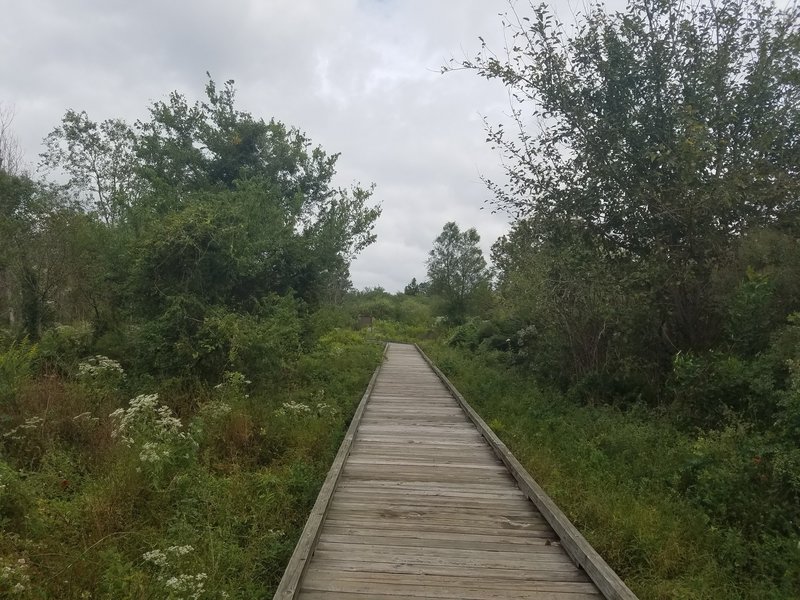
[447,318,482,349]
[37,322,93,375]
[676,424,800,588]
[126,295,303,383]
[0,340,37,405]
[368,319,429,342]
[725,269,777,356]
[0,459,30,532]
[304,305,351,343]
[197,297,302,383]
[669,351,780,427]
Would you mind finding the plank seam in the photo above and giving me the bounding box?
[272,343,388,599]
[414,343,639,600]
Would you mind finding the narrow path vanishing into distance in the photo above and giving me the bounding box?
[275,343,638,600]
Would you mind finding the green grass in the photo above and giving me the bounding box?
[0,329,383,599]
[421,342,800,600]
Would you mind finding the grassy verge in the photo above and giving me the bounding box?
[0,329,383,598]
[421,342,799,600]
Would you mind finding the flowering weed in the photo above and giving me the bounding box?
[0,557,30,596]
[77,355,125,397]
[141,545,224,599]
[110,394,197,479]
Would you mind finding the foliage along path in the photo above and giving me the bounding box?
[276,343,636,599]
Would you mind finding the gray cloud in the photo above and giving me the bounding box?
[1,0,525,291]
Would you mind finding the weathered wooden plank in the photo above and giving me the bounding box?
[318,533,563,553]
[322,526,557,544]
[325,508,546,525]
[346,453,500,466]
[309,559,591,581]
[300,576,603,600]
[336,478,511,490]
[322,519,553,537]
[325,504,548,521]
[325,504,549,521]
[332,492,531,508]
[335,484,526,499]
[348,450,497,461]
[345,458,507,471]
[305,570,600,593]
[330,504,539,518]
[312,542,576,566]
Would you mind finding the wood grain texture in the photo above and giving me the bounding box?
[274,343,637,599]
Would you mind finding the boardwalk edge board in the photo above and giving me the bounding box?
[415,344,639,600]
[273,343,388,600]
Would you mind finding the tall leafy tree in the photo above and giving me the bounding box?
[456,0,800,365]
[427,222,488,320]
[404,278,420,296]
[41,111,139,225]
[41,77,381,310]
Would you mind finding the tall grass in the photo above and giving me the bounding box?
[0,330,382,598]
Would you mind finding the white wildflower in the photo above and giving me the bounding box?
[3,416,44,440]
[163,572,207,598]
[166,545,194,556]
[142,549,168,568]
[110,394,183,446]
[139,442,169,463]
[276,401,312,417]
[78,355,124,378]
[19,417,44,430]
[0,556,30,593]
[315,402,337,417]
[200,401,231,421]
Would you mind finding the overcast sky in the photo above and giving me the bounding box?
[0,0,619,291]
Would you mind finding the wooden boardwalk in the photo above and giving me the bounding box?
[275,343,636,600]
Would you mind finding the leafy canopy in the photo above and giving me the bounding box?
[40,77,381,310]
[454,0,800,262]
